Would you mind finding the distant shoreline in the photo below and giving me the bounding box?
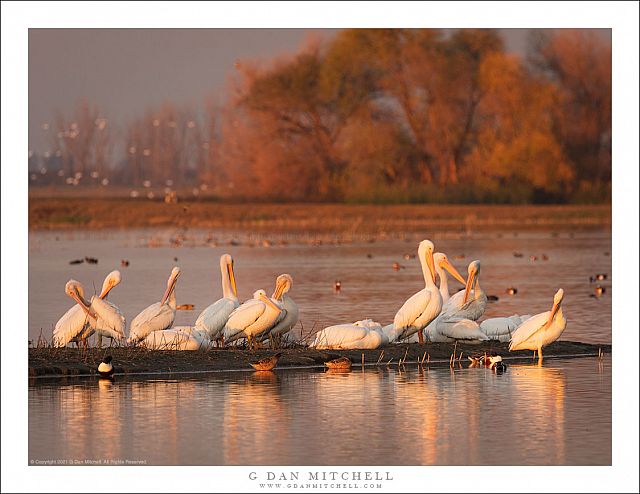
[29,198,611,234]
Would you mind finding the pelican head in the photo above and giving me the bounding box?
[434,253,466,285]
[161,266,181,305]
[220,254,237,297]
[547,288,564,323]
[99,270,121,299]
[463,260,481,304]
[253,289,267,299]
[418,240,436,284]
[65,279,93,315]
[272,274,293,301]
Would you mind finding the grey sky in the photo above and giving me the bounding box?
[28,28,610,153]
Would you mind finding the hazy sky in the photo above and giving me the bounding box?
[28,28,609,152]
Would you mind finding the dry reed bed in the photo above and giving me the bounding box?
[30,199,611,234]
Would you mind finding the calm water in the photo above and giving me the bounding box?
[29,229,611,343]
[29,357,611,465]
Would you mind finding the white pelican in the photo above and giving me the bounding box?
[223,289,284,349]
[509,289,567,360]
[311,319,388,350]
[427,315,489,343]
[480,314,532,342]
[194,254,239,344]
[433,252,467,303]
[390,240,441,343]
[128,267,181,344]
[259,274,298,343]
[53,272,126,347]
[141,325,209,350]
[58,280,126,345]
[440,260,487,321]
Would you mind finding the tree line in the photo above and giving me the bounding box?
[29,29,611,203]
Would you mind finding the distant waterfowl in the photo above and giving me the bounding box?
[487,295,500,301]
[391,240,442,343]
[69,258,84,265]
[590,274,607,283]
[324,356,352,370]
[250,352,283,371]
[590,285,606,298]
[85,256,99,264]
[509,288,567,360]
[403,253,416,260]
[541,254,549,261]
[176,304,195,310]
[488,355,507,373]
[223,288,283,349]
[506,287,518,295]
[97,356,115,378]
[529,255,538,262]
[194,254,239,345]
[120,259,130,267]
[392,262,403,271]
[334,280,342,293]
[260,274,298,343]
[128,266,181,344]
[513,252,523,258]
[366,253,373,259]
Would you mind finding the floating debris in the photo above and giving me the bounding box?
[506,287,518,295]
[84,256,98,264]
[69,259,84,265]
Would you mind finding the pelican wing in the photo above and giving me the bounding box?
[53,305,92,347]
[438,316,489,341]
[311,324,369,349]
[195,297,239,340]
[91,297,126,339]
[509,311,550,350]
[480,315,521,342]
[223,300,266,342]
[142,327,208,350]
[394,289,429,330]
[129,302,175,342]
[442,289,487,320]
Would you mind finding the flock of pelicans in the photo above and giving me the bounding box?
[55,239,568,370]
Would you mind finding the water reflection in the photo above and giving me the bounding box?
[29,358,611,466]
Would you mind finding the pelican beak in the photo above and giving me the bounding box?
[259,293,281,312]
[443,259,466,285]
[70,288,96,319]
[161,271,180,305]
[228,261,237,297]
[272,279,286,301]
[547,299,561,325]
[99,280,114,299]
[463,270,476,304]
[427,250,436,284]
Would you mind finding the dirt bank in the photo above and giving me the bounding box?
[29,340,611,378]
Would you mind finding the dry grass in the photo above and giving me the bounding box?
[29,198,611,235]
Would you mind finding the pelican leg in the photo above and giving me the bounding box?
[418,330,424,344]
[538,345,543,362]
[96,335,103,349]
